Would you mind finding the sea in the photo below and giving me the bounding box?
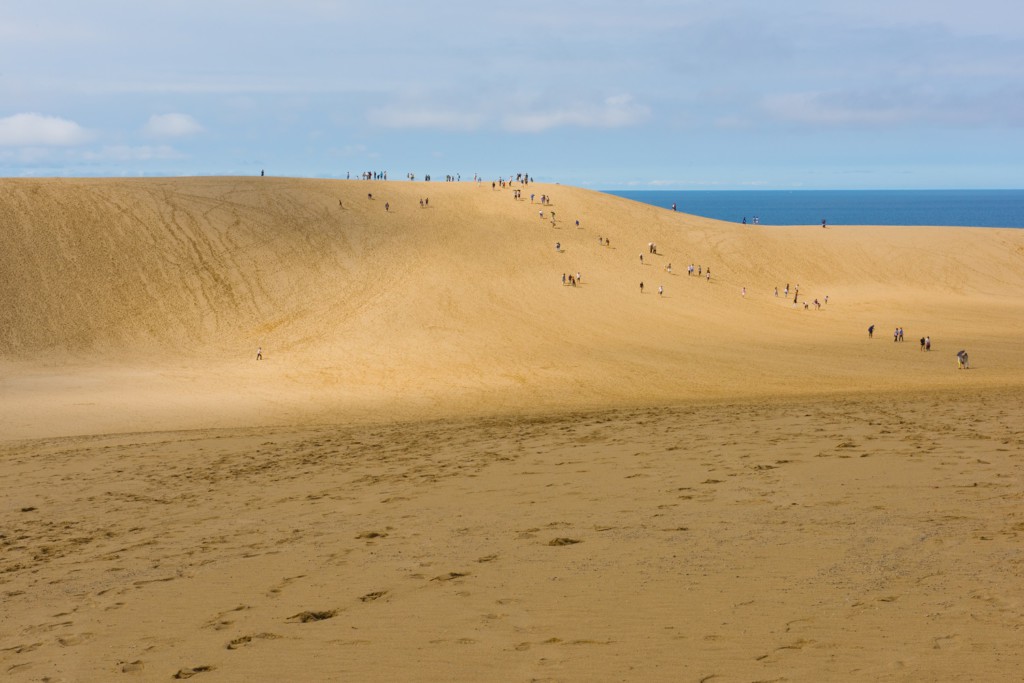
[604,190,1024,228]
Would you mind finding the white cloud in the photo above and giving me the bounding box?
[368,93,650,133]
[502,95,650,133]
[0,113,93,146]
[143,113,204,137]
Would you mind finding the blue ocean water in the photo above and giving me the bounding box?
[605,190,1024,228]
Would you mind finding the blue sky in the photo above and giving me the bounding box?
[2,0,1023,189]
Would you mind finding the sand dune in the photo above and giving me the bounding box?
[2,177,1023,438]
[2,177,1023,681]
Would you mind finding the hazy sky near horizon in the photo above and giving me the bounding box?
[2,0,1023,188]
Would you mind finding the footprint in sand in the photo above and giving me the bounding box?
[266,574,307,598]
[548,538,581,546]
[204,605,251,630]
[288,610,336,623]
[173,665,214,679]
[226,633,281,650]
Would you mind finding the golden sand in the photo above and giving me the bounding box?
[1,177,1023,680]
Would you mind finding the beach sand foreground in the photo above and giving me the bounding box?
[2,393,1022,681]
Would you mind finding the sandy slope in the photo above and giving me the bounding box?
[1,177,1023,438]
[2,177,1024,681]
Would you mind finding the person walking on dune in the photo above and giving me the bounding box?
[868,324,874,338]
[640,281,644,294]
[256,346,262,361]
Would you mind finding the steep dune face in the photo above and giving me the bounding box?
[2,177,1023,437]
[0,177,381,355]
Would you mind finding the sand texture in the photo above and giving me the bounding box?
[1,177,1023,681]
